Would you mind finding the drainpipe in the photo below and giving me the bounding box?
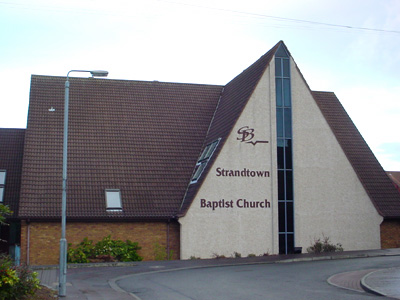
[167,219,170,260]
[26,220,30,265]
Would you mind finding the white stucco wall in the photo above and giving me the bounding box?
[291,59,383,251]
[179,64,278,259]
[179,52,383,259]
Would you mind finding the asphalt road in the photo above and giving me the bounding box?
[117,256,400,300]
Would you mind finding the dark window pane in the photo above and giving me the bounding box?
[278,201,286,232]
[192,162,207,182]
[285,139,292,169]
[286,202,294,232]
[284,108,292,137]
[276,79,283,107]
[276,108,283,138]
[286,170,293,200]
[287,233,294,254]
[277,139,284,169]
[276,45,288,58]
[283,79,291,106]
[283,59,290,77]
[278,170,285,200]
[275,58,282,77]
[279,234,286,254]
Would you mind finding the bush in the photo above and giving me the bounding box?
[67,237,94,263]
[307,235,343,253]
[94,236,142,262]
[0,254,40,300]
[68,236,142,263]
[153,242,173,261]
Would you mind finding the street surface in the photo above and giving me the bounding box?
[117,256,400,300]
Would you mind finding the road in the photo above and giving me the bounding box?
[116,256,400,300]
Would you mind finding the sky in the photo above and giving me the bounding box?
[0,0,399,170]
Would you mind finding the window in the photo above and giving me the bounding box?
[190,139,220,184]
[0,170,5,203]
[105,189,122,211]
[275,44,295,255]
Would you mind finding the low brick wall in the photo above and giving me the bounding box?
[20,220,180,265]
[381,220,400,249]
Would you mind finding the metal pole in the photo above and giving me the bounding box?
[59,77,69,297]
[58,70,107,297]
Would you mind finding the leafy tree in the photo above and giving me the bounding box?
[0,204,12,243]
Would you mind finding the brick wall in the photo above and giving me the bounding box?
[381,220,400,249]
[20,220,180,265]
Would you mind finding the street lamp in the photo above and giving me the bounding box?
[59,70,108,297]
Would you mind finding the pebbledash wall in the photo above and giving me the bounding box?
[20,221,180,265]
[180,58,276,258]
[179,52,382,259]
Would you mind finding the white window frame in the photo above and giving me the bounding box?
[190,139,220,184]
[0,170,5,203]
[0,187,4,203]
[105,189,122,211]
[0,170,6,185]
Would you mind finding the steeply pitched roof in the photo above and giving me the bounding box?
[312,91,400,218]
[178,41,400,218]
[387,171,400,192]
[179,41,281,215]
[0,129,25,218]
[17,41,400,221]
[18,76,222,220]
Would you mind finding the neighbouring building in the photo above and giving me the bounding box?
[1,41,400,265]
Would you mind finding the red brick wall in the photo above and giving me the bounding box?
[381,220,400,249]
[20,220,180,265]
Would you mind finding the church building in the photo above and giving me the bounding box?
[1,41,400,265]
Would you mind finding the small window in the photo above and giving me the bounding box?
[0,187,4,203]
[105,189,122,211]
[190,139,220,184]
[191,162,207,183]
[0,170,5,203]
[0,170,6,185]
[198,140,219,162]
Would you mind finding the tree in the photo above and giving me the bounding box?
[0,204,12,243]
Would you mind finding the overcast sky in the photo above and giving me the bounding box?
[0,0,399,170]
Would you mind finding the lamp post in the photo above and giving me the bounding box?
[59,70,108,297]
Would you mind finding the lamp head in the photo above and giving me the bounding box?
[90,70,109,77]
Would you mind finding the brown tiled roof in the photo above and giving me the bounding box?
[312,91,400,218]
[18,41,400,221]
[0,129,25,218]
[18,76,222,220]
[179,41,281,215]
[387,171,400,192]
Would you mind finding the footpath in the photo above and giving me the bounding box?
[34,248,400,300]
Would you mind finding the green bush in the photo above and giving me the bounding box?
[67,237,94,263]
[68,235,142,263]
[0,254,40,300]
[307,235,343,253]
[153,242,173,260]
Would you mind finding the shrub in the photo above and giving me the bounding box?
[68,236,142,263]
[233,252,241,258]
[0,254,40,300]
[153,242,174,261]
[212,253,226,259]
[307,235,343,253]
[67,237,94,263]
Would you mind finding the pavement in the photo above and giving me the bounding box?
[33,248,400,299]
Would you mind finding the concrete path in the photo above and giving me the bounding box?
[33,248,400,299]
[362,267,400,299]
